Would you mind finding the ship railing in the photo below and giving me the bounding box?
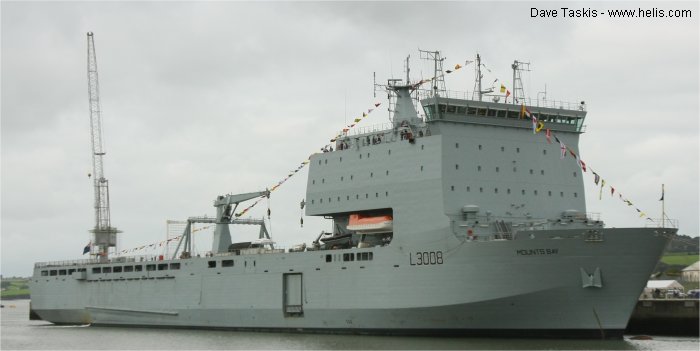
[340,122,394,137]
[34,255,160,268]
[418,89,586,111]
[644,218,679,229]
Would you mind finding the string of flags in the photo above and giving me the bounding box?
[237,101,385,218]
[521,104,659,223]
[116,225,213,256]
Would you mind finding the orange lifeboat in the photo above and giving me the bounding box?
[347,214,393,234]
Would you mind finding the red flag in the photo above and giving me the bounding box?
[578,159,586,172]
[611,187,615,196]
[374,102,381,107]
[546,129,551,144]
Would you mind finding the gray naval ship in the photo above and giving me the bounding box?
[30,51,677,339]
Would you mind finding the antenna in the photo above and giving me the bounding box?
[86,32,120,262]
[511,59,531,104]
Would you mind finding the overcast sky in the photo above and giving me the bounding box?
[2,1,698,277]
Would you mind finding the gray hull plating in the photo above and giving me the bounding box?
[31,227,671,336]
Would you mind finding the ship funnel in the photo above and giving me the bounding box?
[389,84,421,125]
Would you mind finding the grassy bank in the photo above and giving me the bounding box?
[661,253,699,266]
[1,278,30,300]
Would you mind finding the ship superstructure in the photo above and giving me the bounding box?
[30,45,676,338]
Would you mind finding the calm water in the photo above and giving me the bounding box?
[2,300,698,350]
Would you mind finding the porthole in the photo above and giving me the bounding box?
[421,145,424,150]
[451,186,455,191]
[340,157,343,162]
[340,176,344,181]
[478,144,482,150]
[456,143,459,148]
[513,167,517,172]
[351,175,354,180]
[347,195,350,200]
[322,178,325,183]
[548,191,552,197]
[573,172,577,177]
[356,194,359,199]
[496,167,499,172]
[560,191,564,197]
[494,188,498,194]
[501,146,505,152]
[543,150,547,155]
[541,170,544,175]
[385,191,389,196]
[388,149,392,155]
[318,160,322,165]
[386,170,389,176]
[367,153,370,158]
[529,169,533,175]
[376,192,379,197]
[370,172,373,178]
[507,188,511,194]
[455,164,459,170]
[420,166,424,171]
[478,165,482,171]
[467,186,471,192]
[574,192,578,198]
[320,198,323,203]
[534,190,538,195]
[479,187,483,193]
[365,194,368,199]
[337,196,340,201]
[521,189,525,195]
[324,159,327,164]
[360,154,362,159]
[516,148,520,153]
[312,180,315,184]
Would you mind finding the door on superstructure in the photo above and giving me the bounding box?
[283,273,303,317]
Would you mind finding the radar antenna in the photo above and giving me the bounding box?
[86,32,120,262]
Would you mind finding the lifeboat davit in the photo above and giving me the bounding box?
[347,214,393,234]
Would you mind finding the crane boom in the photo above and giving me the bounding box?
[86,32,119,261]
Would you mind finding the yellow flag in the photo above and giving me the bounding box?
[354,118,361,122]
[500,84,506,93]
[454,64,462,70]
[536,121,545,133]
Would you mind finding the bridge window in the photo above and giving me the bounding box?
[207,261,216,268]
[91,268,100,274]
[124,266,134,272]
[113,266,122,273]
[357,252,373,261]
[326,255,332,262]
[343,253,355,262]
[59,269,67,275]
[222,260,233,267]
[135,265,143,272]
[103,267,112,273]
[170,263,180,270]
[41,270,48,276]
[157,264,168,271]
[146,264,155,271]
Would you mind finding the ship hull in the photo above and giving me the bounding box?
[30,227,672,338]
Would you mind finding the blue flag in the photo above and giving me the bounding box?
[82,242,91,255]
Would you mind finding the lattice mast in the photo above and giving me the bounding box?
[418,49,446,98]
[511,59,531,104]
[87,32,119,261]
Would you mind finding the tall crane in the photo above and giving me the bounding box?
[86,32,120,261]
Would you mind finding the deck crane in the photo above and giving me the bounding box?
[86,32,120,262]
